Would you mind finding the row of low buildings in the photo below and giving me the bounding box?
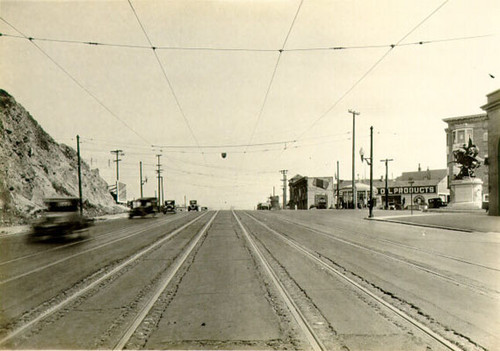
[288,166,449,210]
[281,89,500,215]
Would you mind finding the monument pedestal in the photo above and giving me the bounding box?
[449,178,483,210]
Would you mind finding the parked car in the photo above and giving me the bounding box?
[129,197,159,218]
[428,197,447,209]
[31,197,92,237]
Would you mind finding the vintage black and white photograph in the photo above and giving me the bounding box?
[0,0,499,350]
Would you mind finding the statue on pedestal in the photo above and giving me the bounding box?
[452,138,483,179]
[449,138,484,210]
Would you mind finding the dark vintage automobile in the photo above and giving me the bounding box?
[32,197,92,237]
[129,197,159,218]
[427,197,447,209]
[163,200,176,214]
[188,200,199,212]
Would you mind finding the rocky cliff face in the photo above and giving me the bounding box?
[0,89,124,225]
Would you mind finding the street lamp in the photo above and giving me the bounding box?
[360,126,374,218]
[408,178,414,215]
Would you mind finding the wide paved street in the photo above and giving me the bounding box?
[0,210,498,350]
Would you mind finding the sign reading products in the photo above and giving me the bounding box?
[378,186,436,195]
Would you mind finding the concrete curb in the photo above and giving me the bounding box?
[366,217,474,233]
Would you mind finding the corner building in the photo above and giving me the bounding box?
[481,89,500,216]
[443,114,489,203]
[288,175,334,209]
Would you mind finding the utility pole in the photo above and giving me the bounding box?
[76,135,83,215]
[156,154,162,205]
[110,149,124,203]
[369,126,373,218]
[139,161,143,198]
[380,158,394,210]
[349,109,360,209]
[336,161,340,209]
[139,161,148,198]
[360,127,374,217]
[161,176,164,205]
[408,178,415,215]
[280,170,288,210]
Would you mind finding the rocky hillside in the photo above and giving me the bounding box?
[0,89,125,225]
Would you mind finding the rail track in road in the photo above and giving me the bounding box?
[284,215,500,273]
[0,214,190,285]
[261,213,500,300]
[1,210,491,350]
[240,211,482,351]
[0,212,211,348]
[233,211,326,351]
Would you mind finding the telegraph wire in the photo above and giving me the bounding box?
[295,0,450,140]
[1,31,489,52]
[126,0,204,158]
[0,17,150,145]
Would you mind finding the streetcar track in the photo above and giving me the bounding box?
[279,214,499,272]
[244,211,473,351]
[0,214,188,267]
[261,214,500,298]
[113,211,218,350]
[232,210,326,351]
[0,214,194,285]
[0,212,210,346]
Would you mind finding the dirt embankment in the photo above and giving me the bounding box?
[0,89,126,225]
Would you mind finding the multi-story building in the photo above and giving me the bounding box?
[443,114,489,202]
[481,89,500,216]
[288,175,334,209]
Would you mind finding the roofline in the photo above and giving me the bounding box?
[442,113,487,123]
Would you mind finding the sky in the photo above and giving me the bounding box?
[1,0,499,209]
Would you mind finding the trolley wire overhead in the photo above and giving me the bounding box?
[126,0,204,158]
[0,18,150,145]
[244,0,304,154]
[295,0,451,140]
[1,31,489,53]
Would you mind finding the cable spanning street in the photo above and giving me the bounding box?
[0,211,497,350]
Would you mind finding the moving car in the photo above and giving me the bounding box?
[31,197,92,237]
[188,200,199,212]
[163,200,176,214]
[129,197,159,218]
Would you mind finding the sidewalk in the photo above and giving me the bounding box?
[369,210,500,233]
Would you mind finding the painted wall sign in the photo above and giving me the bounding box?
[378,186,436,195]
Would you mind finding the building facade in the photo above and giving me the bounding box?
[481,89,500,216]
[387,168,449,209]
[443,114,489,202]
[288,175,334,209]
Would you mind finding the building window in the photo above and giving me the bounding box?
[452,128,473,148]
